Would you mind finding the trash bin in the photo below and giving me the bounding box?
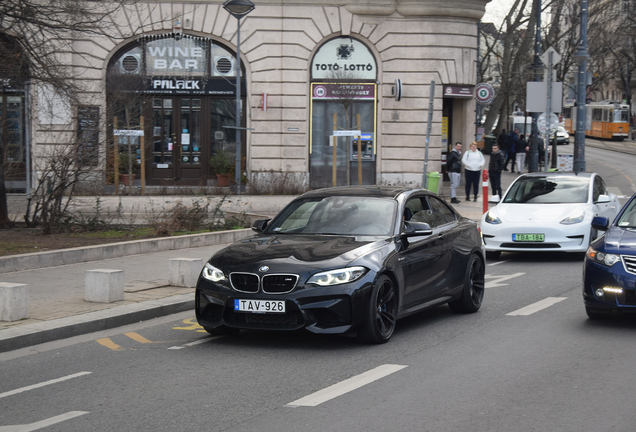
[426,171,442,194]
[483,135,496,155]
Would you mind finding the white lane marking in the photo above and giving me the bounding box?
[485,273,525,288]
[286,364,408,407]
[0,411,89,432]
[168,336,219,350]
[506,297,568,316]
[0,372,92,399]
[487,260,510,267]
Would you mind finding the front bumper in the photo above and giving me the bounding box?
[195,275,375,334]
[583,259,636,311]
[482,224,589,253]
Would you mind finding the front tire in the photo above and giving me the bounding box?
[449,254,485,313]
[358,275,398,344]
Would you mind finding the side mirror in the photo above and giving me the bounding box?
[402,221,433,237]
[596,194,611,204]
[591,216,609,231]
[252,219,271,232]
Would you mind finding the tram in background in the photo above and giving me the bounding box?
[562,101,629,141]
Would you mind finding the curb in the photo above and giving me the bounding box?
[0,294,194,354]
[0,228,253,274]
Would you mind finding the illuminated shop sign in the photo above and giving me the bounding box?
[312,37,377,80]
[139,78,245,96]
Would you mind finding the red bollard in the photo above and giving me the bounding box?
[482,169,489,214]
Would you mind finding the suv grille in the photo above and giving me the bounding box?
[230,273,259,293]
[262,274,298,294]
[623,255,636,275]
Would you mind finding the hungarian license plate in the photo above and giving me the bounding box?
[512,233,545,242]
[234,299,285,313]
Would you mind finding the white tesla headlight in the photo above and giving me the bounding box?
[484,211,502,224]
[560,213,585,224]
[202,263,226,282]
[307,266,367,286]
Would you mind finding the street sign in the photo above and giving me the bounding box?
[540,47,561,66]
[537,112,559,134]
[475,83,495,105]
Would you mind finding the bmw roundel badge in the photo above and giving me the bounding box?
[259,266,269,272]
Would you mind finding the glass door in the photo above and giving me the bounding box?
[150,97,203,182]
[1,94,27,189]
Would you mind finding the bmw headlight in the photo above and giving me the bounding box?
[307,266,367,286]
[484,211,502,224]
[586,247,620,266]
[202,263,226,282]
[560,213,585,224]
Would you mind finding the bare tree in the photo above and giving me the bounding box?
[0,0,151,228]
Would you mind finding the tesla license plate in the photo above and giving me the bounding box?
[513,233,545,242]
[234,299,285,313]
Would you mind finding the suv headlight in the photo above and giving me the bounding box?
[586,247,620,266]
[307,266,367,286]
[202,263,226,282]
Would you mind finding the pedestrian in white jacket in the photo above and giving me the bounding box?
[461,142,485,202]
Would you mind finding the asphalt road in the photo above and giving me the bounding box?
[1,141,635,431]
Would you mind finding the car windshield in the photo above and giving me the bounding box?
[503,176,589,204]
[617,198,636,228]
[266,196,397,236]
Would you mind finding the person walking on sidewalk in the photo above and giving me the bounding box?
[488,144,505,200]
[515,134,529,174]
[446,142,463,204]
[497,129,508,170]
[505,129,519,172]
[462,142,485,202]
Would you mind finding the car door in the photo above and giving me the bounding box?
[398,195,455,309]
[592,175,619,220]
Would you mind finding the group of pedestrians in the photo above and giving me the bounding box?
[446,128,530,203]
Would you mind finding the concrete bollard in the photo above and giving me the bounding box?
[85,269,125,303]
[169,258,203,288]
[0,282,29,322]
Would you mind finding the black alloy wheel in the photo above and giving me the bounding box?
[449,254,485,313]
[358,275,398,344]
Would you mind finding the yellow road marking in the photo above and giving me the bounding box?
[96,338,124,351]
[124,332,154,344]
[173,317,207,333]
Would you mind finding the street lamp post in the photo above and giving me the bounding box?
[574,0,589,173]
[223,0,255,194]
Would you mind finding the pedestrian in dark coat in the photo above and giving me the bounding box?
[488,144,506,199]
[497,129,508,169]
[505,129,519,172]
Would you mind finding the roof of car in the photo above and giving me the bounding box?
[516,171,593,179]
[298,185,426,200]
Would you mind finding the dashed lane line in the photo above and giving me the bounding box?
[286,364,408,408]
[0,372,92,399]
[506,297,568,316]
[0,411,89,432]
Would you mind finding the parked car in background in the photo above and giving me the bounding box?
[583,192,636,319]
[556,126,570,145]
[196,186,486,344]
[481,172,620,258]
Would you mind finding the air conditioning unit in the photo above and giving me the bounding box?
[119,54,141,74]
[213,56,235,77]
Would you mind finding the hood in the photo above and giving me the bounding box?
[601,227,636,255]
[493,203,588,223]
[211,234,385,272]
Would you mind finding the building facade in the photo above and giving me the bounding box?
[2,0,491,192]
